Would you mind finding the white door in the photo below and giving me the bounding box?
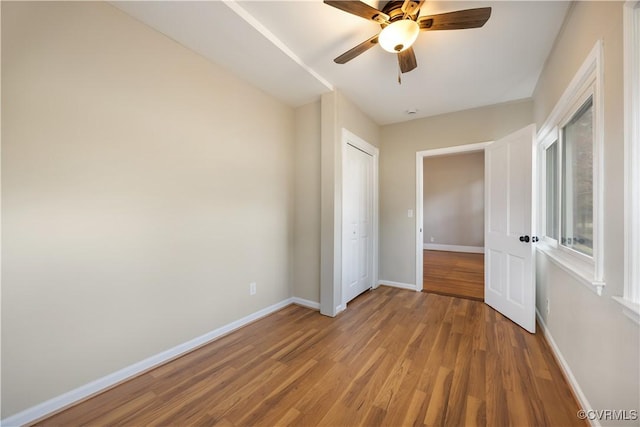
[343,143,374,304]
[485,124,536,333]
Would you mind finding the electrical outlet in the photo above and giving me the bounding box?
[250,282,257,296]
[546,299,550,315]
[408,209,414,218]
[430,236,435,242]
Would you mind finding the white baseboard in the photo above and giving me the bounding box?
[378,280,418,291]
[423,243,485,254]
[536,309,599,427]
[1,298,296,427]
[291,297,320,310]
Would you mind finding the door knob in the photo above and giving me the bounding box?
[519,235,530,243]
[532,236,539,243]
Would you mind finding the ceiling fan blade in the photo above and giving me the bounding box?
[401,0,424,18]
[324,1,389,24]
[418,7,492,31]
[334,34,380,64]
[398,47,417,73]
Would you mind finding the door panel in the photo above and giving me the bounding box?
[507,254,525,306]
[343,143,374,303]
[485,124,536,333]
[488,145,508,234]
[344,149,359,295]
[508,141,529,236]
[487,249,503,295]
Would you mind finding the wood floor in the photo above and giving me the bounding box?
[423,250,485,301]
[35,287,585,427]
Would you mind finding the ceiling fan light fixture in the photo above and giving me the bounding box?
[378,19,419,53]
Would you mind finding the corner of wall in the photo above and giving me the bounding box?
[319,91,339,316]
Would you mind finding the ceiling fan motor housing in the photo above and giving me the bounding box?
[382,0,420,23]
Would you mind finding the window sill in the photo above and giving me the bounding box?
[612,296,640,325]
[536,244,605,295]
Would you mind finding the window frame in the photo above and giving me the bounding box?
[557,90,596,263]
[618,0,640,321]
[536,40,605,296]
[540,130,559,247]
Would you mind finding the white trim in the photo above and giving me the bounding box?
[340,129,379,310]
[378,280,419,291]
[0,298,297,427]
[538,40,604,140]
[291,297,321,311]
[423,243,484,254]
[416,142,490,291]
[539,135,559,244]
[417,142,489,158]
[221,1,333,92]
[624,1,640,306]
[536,309,600,427]
[537,246,604,296]
[536,40,605,295]
[416,153,424,292]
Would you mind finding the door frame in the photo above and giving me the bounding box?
[415,142,491,290]
[341,129,379,310]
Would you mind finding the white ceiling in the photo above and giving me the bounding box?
[112,1,570,125]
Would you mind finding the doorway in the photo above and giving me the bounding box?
[420,148,486,300]
[415,142,488,296]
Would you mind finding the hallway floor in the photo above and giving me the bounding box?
[423,250,484,300]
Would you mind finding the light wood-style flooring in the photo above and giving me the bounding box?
[424,250,485,300]
[35,287,584,427]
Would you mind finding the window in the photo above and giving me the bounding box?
[537,40,604,295]
[561,97,594,257]
[544,141,558,241]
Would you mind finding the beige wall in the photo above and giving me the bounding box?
[337,92,381,147]
[533,1,639,419]
[379,100,533,285]
[423,153,484,248]
[1,1,295,417]
[293,101,321,303]
[320,90,379,315]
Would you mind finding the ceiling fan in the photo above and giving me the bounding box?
[324,0,491,75]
